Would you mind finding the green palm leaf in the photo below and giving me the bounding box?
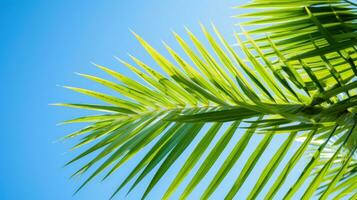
[57,0,357,199]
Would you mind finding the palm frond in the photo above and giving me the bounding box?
[237,0,357,97]
[57,0,357,198]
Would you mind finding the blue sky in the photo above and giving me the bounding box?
[0,1,309,200]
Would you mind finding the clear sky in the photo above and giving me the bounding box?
[0,1,307,200]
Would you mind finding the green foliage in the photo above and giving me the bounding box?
[57,0,357,199]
